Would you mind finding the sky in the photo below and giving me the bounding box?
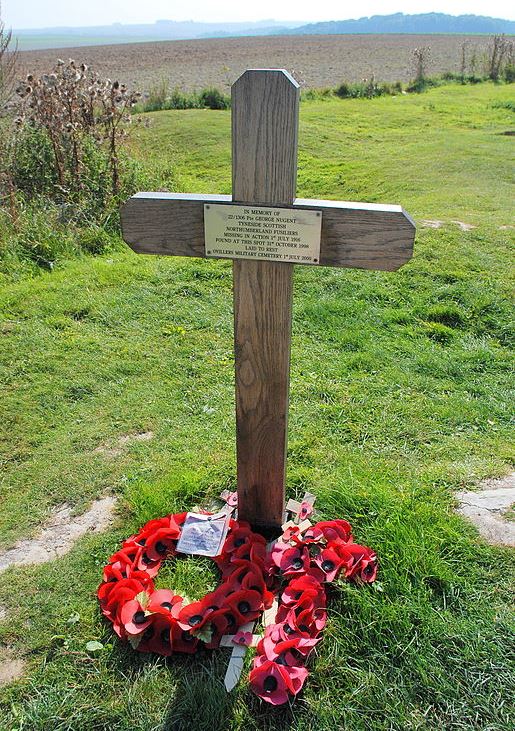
[3,0,515,30]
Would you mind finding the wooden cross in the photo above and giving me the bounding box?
[121,69,415,533]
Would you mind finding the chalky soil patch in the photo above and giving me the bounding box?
[456,473,515,546]
[419,219,477,231]
[0,496,117,573]
[0,648,25,688]
[93,431,154,458]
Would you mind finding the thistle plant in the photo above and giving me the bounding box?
[0,4,16,112]
[15,59,141,196]
[0,5,18,217]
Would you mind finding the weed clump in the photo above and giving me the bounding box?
[136,81,231,112]
[335,78,402,99]
[1,57,147,273]
[198,87,230,110]
[14,59,141,198]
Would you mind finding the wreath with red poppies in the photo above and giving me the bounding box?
[98,508,377,705]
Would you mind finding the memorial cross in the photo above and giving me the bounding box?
[121,69,416,532]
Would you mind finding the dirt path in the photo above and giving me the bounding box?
[0,497,117,573]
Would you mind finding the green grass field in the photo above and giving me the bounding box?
[0,82,514,730]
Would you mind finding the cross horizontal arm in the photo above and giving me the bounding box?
[121,192,415,271]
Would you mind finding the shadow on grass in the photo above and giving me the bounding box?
[98,598,308,731]
[159,648,300,731]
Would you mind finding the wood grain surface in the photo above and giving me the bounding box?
[121,193,415,271]
[231,70,299,529]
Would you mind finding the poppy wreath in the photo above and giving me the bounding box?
[98,511,377,705]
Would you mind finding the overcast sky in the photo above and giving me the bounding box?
[3,0,514,30]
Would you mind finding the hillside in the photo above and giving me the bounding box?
[289,12,515,36]
[13,13,515,51]
[12,18,299,51]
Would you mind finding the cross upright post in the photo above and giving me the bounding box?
[120,69,416,533]
[231,70,299,531]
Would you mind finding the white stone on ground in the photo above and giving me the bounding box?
[419,219,478,231]
[93,431,154,458]
[0,648,25,688]
[420,219,444,229]
[455,473,515,546]
[450,220,477,231]
[0,496,117,573]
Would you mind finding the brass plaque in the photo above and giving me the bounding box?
[204,204,322,264]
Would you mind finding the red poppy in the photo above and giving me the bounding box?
[225,491,238,507]
[170,621,199,654]
[270,539,291,568]
[108,546,142,573]
[203,609,230,649]
[359,555,378,583]
[134,550,162,577]
[226,588,263,625]
[144,529,178,562]
[277,593,318,623]
[204,583,236,610]
[220,557,254,582]
[281,574,326,607]
[313,546,345,582]
[124,516,172,548]
[299,501,314,520]
[278,605,326,639]
[249,659,294,705]
[240,572,273,609]
[232,630,252,646]
[230,541,266,567]
[223,525,254,554]
[102,563,127,584]
[306,519,353,544]
[120,597,153,635]
[136,614,175,656]
[177,598,214,631]
[274,546,311,576]
[335,543,377,580]
[147,589,183,618]
[281,524,302,544]
[240,568,266,594]
[99,576,151,615]
[257,636,299,666]
[273,625,320,655]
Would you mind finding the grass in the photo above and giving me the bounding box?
[0,82,514,730]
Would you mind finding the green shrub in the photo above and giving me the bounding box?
[145,79,169,111]
[504,64,515,83]
[335,81,352,98]
[406,77,440,94]
[9,125,56,199]
[198,88,230,110]
[11,126,142,227]
[301,87,334,101]
[136,86,230,112]
[335,79,401,99]
[167,89,200,109]
[0,200,121,274]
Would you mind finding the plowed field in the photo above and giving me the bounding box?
[18,33,486,92]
